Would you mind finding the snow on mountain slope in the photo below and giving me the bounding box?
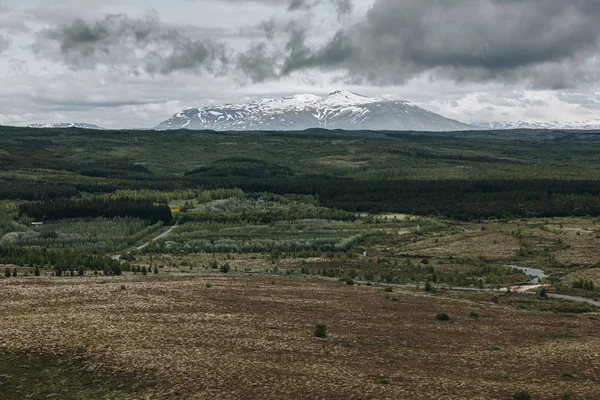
[472,121,600,130]
[155,91,472,132]
[27,123,105,130]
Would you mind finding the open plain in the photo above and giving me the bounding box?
[1,271,599,400]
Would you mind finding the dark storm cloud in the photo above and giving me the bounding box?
[280,0,600,87]
[33,14,230,74]
[34,0,600,89]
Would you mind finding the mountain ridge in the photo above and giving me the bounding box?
[155,91,472,132]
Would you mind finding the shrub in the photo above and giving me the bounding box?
[220,263,230,273]
[153,265,159,274]
[469,311,479,319]
[424,281,435,292]
[434,313,450,321]
[4,267,10,278]
[384,287,393,293]
[314,324,327,338]
[205,281,212,288]
[346,279,355,286]
[513,389,532,400]
[538,287,547,297]
[11,268,17,277]
[141,266,148,276]
[33,266,40,276]
[491,295,499,303]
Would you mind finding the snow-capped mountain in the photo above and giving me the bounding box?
[155,91,472,132]
[472,121,600,130]
[27,123,105,130]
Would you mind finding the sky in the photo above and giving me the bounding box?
[1,0,600,128]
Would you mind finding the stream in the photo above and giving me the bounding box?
[503,265,549,284]
[503,264,600,307]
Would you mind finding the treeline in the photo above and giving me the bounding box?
[146,234,364,255]
[189,178,600,220]
[0,246,126,276]
[19,198,173,224]
[105,188,244,203]
[127,221,164,245]
[177,198,356,224]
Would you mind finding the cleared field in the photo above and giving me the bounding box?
[0,274,599,399]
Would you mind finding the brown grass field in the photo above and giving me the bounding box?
[1,273,599,399]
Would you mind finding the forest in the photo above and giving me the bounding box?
[2,126,600,279]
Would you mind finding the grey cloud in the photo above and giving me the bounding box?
[236,42,280,82]
[33,14,230,75]
[214,0,353,17]
[280,0,600,88]
[288,0,311,11]
[0,4,29,32]
[332,0,353,17]
[0,34,10,54]
[281,28,351,75]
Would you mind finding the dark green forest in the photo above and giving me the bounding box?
[2,126,600,219]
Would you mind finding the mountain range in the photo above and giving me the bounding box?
[27,123,105,130]
[472,121,600,130]
[20,94,600,132]
[155,91,471,132]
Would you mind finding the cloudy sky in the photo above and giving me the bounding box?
[1,0,600,128]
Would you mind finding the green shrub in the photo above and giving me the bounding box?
[346,279,355,286]
[513,389,532,400]
[434,313,450,321]
[205,281,212,288]
[11,268,17,277]
[4,267,10,278]
[33,266,40,276]
[314,324,327,338]
[220,263,230,273]
[384,287,393,293]
[469,311,479,319]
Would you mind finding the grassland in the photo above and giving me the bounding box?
[1,273,599,399]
